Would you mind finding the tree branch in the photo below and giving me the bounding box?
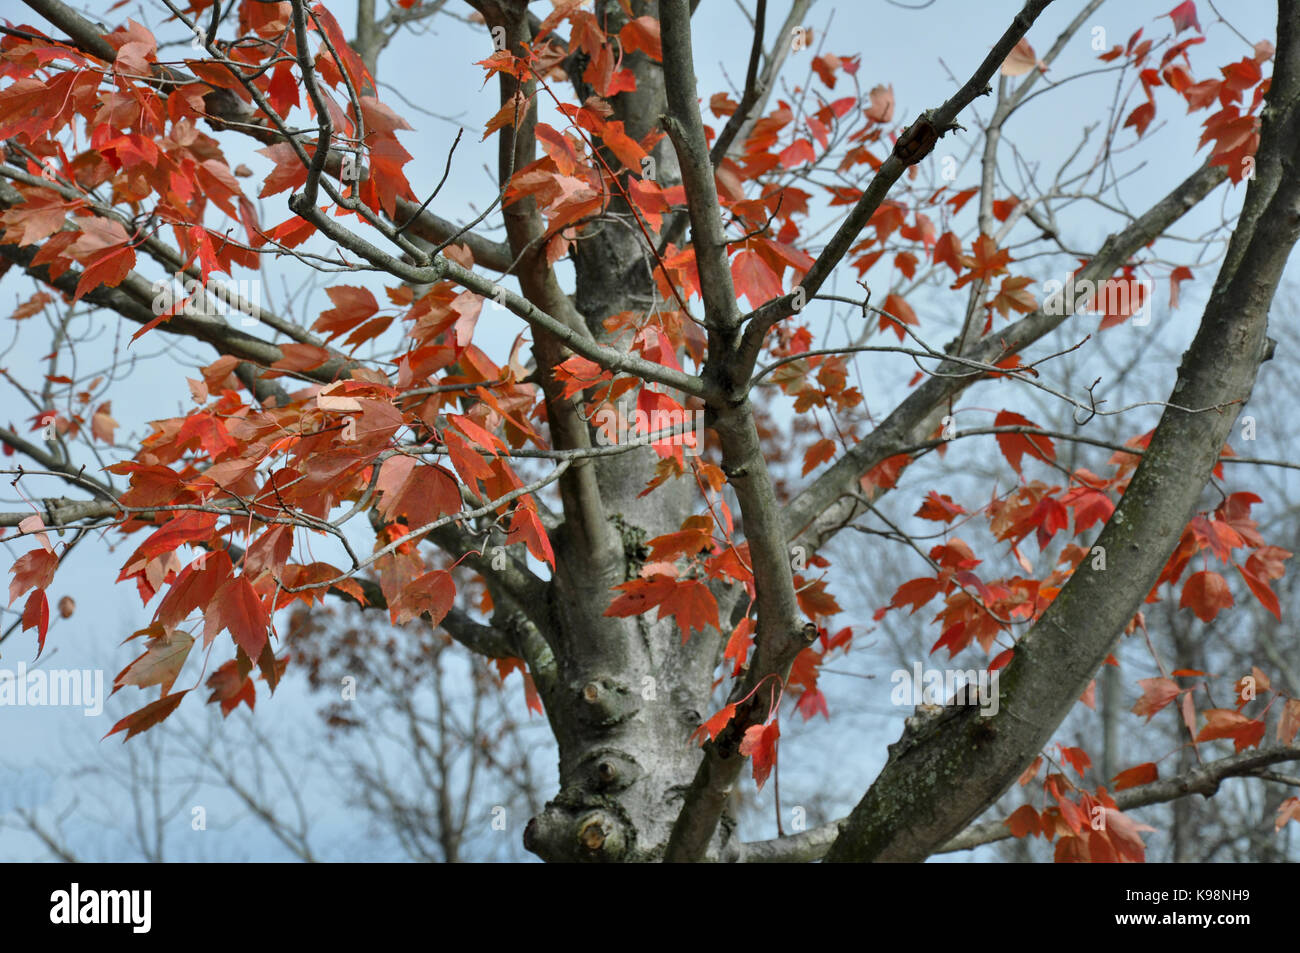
[659,0,743,330]
[729,745,1300,861]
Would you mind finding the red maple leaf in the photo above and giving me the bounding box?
[1131,677,1180,721]
[605,572,678,618]
[1196,708,1266,751]
[506,505,555,568]
[21,589,49,655]
[692,702,737,745]
[802,437,836,476]
[1179,569,1234,622]
[658,578,720,640]
[1166,1,1202,35]
[73,243,136,301]
[879,292,919,341]
[1112,762,1159,791]
[105,689,191,741]
[732,249,783,309]
[739,719,780,790]
[1004,804,1041,838]
[994,410,1055,475]
[915,491,966,523]
[8,548,58,605]
[207,574,271,659]
[952,234,1012,289]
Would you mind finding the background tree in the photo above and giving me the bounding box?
[2,0,1299,863]
[2,619,544,862]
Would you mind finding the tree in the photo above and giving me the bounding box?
[2,0,1299,863]
[2,616,546,862]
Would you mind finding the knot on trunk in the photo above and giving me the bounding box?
[578,677,640,728]
[524,801,632,862]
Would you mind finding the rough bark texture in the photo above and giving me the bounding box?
[474,0,724,862]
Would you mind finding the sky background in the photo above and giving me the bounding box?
[0,0,1291,861]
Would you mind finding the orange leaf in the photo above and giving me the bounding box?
[1112,762,1159,791]
[1276,797,1300,832]
[605,573,677,618]
[723,617,756,674]
[731,249,783,309]
[802,437,836,476]
[739,719,780,790]
[659,578,720,640]
[994,410,1055,475]
[891,576,943,615]
[314,285,379,340]
[506,505,555,567]
[9,548,58,604]
[1234,562,1280,621]
[449,413,505,454]
[1060,746,1091,777]
[933,230,963,274]
[1100,807,1154,862]
[692,702,736,745]
[599,119,647,171]
[953,234,1012,288]
[1179,570,1234,622]
[796,577,841,619]
[1018,755,1043,786]
[1004,804,1041,838]
[618,17,662,60]
[646,516,714,563]
[1131,677,1180,721]
[778,138,816,169]
[105,689,190,741]
[1196,708,1265,751]
[21,589,49,655]
[91,402,118,443]
[555,354,612,399]
[879,292,918,341]
[990,275,1037,318]
[73,242,136,301]
[395,569,455,627]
